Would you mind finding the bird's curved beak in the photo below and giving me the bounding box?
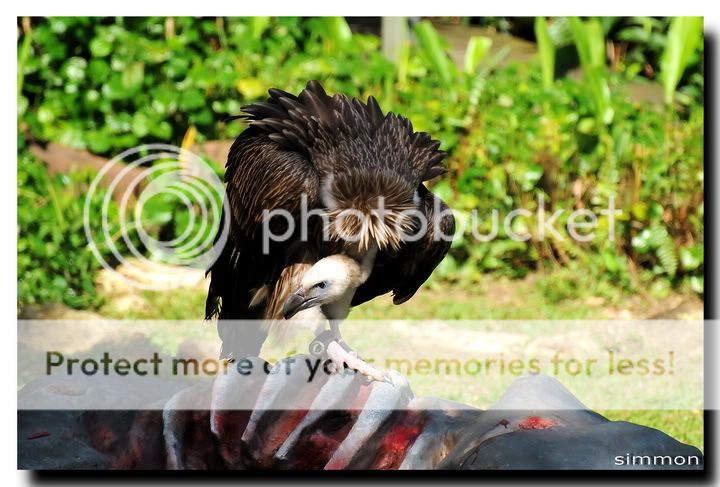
[282,288,315,319]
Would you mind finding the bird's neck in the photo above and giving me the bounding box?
[358,243,378,283]
[322,242,378,321]
[342,242,377,280]
[322,292,354,321]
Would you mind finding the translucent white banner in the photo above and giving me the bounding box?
[17,319,704,411]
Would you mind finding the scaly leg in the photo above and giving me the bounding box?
[309,322,392,384]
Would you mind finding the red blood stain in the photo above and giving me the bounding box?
[292,410,357,470]
[213,410,252,440]
[308,431,342,455]
[27,431,51,440]
[247,409,312,468]
[518,416,557,430]
[302,421,355,469]
[212,410,253,465]
[370,411,426,470]
[91,424,117,452]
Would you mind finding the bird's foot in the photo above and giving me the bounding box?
[325,347,361,375]
[326,341,393,384]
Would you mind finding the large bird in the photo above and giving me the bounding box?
[206,80,454,381]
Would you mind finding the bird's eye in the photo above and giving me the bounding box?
[315,281,328,290]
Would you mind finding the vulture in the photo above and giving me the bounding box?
[206,80,455,382]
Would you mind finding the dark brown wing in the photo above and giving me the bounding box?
[245,81,447,185]
[351,184,455,307]
[205,129,323,358]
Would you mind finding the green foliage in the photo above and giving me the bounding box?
[19,17,389,153]
[632,225,678,277]
[463,36,492,75]
[17,153,130,308]
[441,61,702,294]
[534,17,555,90]
[17,17,704,308]
[660,17,704,105]
[413,20,458,93]
[533,16,703,109]
[568,17,613,125]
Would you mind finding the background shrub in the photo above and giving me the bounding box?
[17,17,704,308]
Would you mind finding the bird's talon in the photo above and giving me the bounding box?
[326,359,342,375]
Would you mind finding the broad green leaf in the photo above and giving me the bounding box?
[689,276,704,294]
[660,17,703,105]
[90,36,113,57]
[680,245,703,271]
[121,62,145,91]
[414,20,456,90]
[63,57,87,82]
[534,17,555,89]
[322,17,352,50]
[464,36,492,74]
[569,17,613,124]
[248,17,271,40]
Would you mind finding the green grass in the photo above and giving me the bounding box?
[600,410,703,451]
[101,289,208,320]
[348,280,605,320]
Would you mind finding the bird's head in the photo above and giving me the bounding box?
[282,255,365,319]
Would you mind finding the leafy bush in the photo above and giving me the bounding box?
[427,62,703,297]
[17,17,704,308]
[17,152,129,308]
[18,17,397,153]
